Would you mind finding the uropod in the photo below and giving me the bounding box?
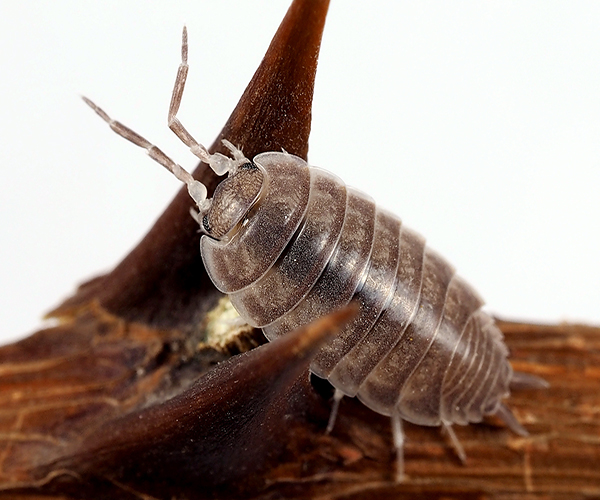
[84,27,547,479]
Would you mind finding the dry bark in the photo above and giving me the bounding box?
[1,1,598,498]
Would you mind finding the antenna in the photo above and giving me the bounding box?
[82,96,208,208]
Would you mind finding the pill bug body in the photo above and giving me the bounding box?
[84,27,546,478]
[202,152,513,429]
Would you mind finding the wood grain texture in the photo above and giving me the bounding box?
[0,309,597,499]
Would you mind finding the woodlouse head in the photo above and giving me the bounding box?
[201,161,264,239]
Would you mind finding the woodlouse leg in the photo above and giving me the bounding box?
[441,422,467,464]
[493,403,529,437]
[81,96,209,208]
[325,388,344,434]
[167,27,244,176]
[510,371,550,391]
[391,411,406,482]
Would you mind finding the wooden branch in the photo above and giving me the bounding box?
[1,1,598,499]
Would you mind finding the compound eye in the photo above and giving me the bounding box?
[202,214,211,234]
[240,161,258,171]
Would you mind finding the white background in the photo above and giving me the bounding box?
[1,1,599,346]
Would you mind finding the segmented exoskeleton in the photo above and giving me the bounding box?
[84,27,547,480]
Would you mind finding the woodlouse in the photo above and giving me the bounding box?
[83,27,547,479]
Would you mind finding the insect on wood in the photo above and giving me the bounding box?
[83,26,548,480]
